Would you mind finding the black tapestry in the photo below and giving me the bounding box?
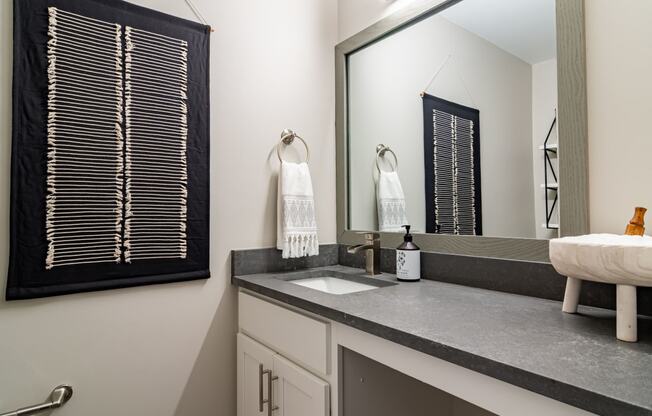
[422,94,481,236]
[8,0,211,300]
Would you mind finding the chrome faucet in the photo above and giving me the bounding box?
[347,232,381,275]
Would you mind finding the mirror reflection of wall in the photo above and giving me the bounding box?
[347,0,559,239]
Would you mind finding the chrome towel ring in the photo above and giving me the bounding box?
[277,129,310,163]
[376,144,398,172]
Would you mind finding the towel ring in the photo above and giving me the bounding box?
[376,144,398,172]
[277,129,310,163]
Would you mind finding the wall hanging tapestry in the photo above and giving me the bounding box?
[8,0,211,300]
[422,94,481,236]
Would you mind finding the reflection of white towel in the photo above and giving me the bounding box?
[377,171,408,232]
[277,161,319,259]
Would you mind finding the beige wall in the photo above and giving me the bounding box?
[0,0,337,415]
[338,0,421,41]
[585,0,652,234]
[340,0,652,235]
[348,13,535,238]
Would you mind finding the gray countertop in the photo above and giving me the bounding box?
[232,265,652,416]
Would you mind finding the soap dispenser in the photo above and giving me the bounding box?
[396,225,420,281]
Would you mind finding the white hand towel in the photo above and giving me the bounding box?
[377,170,408,232]
[277,161,319,258]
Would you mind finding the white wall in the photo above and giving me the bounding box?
[0,1,337,415]
[348,13,535,238]
[531,58,558,239]
[585,0,652,234]
[338,0,424,41]
[341,0,652,236]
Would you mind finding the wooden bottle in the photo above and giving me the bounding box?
[625,207,647,236]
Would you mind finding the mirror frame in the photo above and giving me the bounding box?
[336,0,588,262]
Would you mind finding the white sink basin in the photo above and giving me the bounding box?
[290,276,379,295]
[550,233,652,342]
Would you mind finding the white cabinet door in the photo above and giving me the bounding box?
[273,353,330,416]
[237,333,276,416]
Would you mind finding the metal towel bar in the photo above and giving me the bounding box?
[0,385,73,416]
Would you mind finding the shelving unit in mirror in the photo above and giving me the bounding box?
[542,110,559,231]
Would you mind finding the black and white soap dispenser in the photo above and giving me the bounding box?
[396,225,420,281]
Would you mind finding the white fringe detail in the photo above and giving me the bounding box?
[45,7,124,269]
[124,25,188,262]
[432,109,478,236]
[45,12,190,267]
[281,233,320,259]
[124,27,133,264]
[45,7,57,269]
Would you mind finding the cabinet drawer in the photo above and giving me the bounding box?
[239,292,330,375]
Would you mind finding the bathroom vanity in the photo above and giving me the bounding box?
[233,265,652,416]
[234,0,652,415]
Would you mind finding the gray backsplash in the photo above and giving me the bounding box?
[338,245,652,316]
[232,244,652,316]
[231,244,338,277]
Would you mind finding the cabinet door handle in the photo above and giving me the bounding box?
[266,369,279,416]
[259,364,266,412]
[259,364,278,414]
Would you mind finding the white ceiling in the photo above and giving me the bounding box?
[439,0,556,64]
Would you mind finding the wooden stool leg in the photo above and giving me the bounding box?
[562,277,582,313]
[617,284,637,342]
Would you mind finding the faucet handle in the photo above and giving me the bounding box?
[357,231,380,242]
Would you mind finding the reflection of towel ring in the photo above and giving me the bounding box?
[376,144,398,172]
[277,129,310,163]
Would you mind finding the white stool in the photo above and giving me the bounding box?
[550,234,652,342]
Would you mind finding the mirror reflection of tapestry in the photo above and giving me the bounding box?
[422,94,481,236]
[347,0,558,239]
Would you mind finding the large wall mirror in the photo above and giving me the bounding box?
[336,0,588,262]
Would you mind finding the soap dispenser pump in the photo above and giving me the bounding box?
[396,225,420,281]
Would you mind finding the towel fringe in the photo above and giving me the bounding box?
[281,232,319,259]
